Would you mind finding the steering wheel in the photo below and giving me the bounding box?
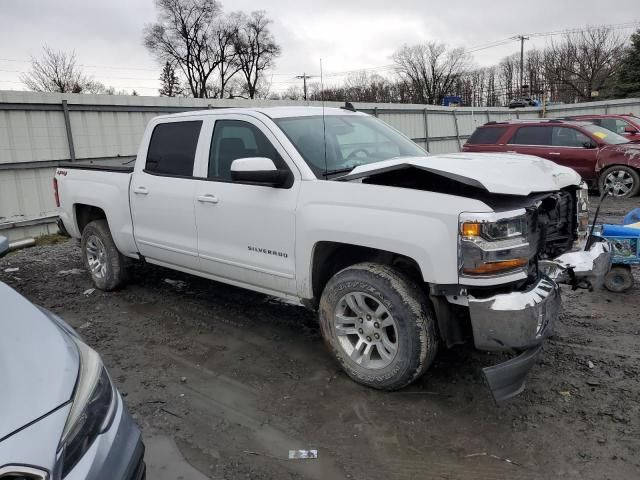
[345,148,369,161]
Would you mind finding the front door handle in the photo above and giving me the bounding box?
[197,194,219,204]
[549,152,561,155]
[506,150,517,153]
[132,186,149,195]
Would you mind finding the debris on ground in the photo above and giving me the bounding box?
[164,278,187,289]
[58,268,84,275]
[288,449,318,460]
[4,267,19,273]
[83,288,95,296]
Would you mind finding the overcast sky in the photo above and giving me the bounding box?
[0,0,638,95]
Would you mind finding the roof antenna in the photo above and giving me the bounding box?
[320,58,327,176]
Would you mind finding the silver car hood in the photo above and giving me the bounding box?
[0,282,79,441]
[340,153,582,196]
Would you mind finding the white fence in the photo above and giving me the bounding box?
[1,90,639,240]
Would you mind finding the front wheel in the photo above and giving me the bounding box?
[81,219,128,291]
[318,263,438,390]
[599,166,640,198]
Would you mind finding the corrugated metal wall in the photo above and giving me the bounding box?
[1,91,639,240]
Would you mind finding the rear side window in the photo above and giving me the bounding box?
[466,126,508,145]
[509,126,552,145]
[146,121,203,176]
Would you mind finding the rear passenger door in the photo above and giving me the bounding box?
[130,119,206,271]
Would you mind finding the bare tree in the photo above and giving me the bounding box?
[393,42,471,104]
[233,10,281,99]
[143,0,223,98]
[21,47,97,93]
[214,14,242,97]
[546,26,626,102]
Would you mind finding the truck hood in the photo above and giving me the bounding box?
[0,282,78,441]
[339,153,581,196]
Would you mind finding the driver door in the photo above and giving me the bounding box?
[193,116,299,296]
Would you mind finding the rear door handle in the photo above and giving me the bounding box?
[132,186,149,195]
[197,194,219,204]
[506,150,517,153]
[549,152,561,155]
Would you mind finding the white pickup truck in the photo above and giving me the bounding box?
[55,106,610,403]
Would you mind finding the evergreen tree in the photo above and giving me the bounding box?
[614,30,640,98]
[158,62,183,97]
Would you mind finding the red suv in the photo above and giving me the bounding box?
[564,114,640,142]
[462,119,640,197]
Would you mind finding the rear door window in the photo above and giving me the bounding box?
[146,121,202,176]
[466,127,508,144]
[508,126,552,145]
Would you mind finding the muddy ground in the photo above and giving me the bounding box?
[1,196,639,480]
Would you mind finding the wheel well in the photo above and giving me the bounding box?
[311,242,423,305]
[75,204,107,233]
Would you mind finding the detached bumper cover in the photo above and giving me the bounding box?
[483,346,542,404]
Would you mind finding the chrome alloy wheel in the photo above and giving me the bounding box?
[604,169,635,197]
[334,292,399,369]
[86,235,108,280]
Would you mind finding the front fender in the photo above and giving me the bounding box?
[294,181,492,299]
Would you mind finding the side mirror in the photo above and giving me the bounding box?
[0,236,9,258]
[624,125,638,134]
[582,141,597,149]
[230,157,290,187]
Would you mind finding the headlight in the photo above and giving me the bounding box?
[459,211,531,277]
[57,338,116,478]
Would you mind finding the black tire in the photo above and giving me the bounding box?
[318,262,438,390]
[81,219,128,291]
[604,265,634,293]
[598,166,640,198]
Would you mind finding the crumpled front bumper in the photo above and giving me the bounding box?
[467,240,612,404]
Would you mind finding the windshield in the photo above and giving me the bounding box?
[274,115,427,177]
[582,124,629,145]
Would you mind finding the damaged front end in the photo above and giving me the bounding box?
[460,186,611,404]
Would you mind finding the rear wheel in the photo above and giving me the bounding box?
[599,166,640,198]
[318,263,438,390]
[604,265,634,293]
[81,219,128,291]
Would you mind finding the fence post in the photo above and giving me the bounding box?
[486,110,491,123]
[373,106,378,118]
[423,108,430,152]
[452,109,461,151]
[61,100,76,162]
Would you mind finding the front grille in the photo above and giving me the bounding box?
[529,190,576,259]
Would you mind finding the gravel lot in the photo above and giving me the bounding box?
[1,196,639,480]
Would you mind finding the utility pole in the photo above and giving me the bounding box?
[295,73,313,100]
[514,35,529,95]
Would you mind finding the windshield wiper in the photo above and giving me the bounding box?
[322,167,355,178]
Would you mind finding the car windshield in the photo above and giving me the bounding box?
[273,115,427,177]
[582,124,629,145]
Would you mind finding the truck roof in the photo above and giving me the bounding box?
[155,106,366,120]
